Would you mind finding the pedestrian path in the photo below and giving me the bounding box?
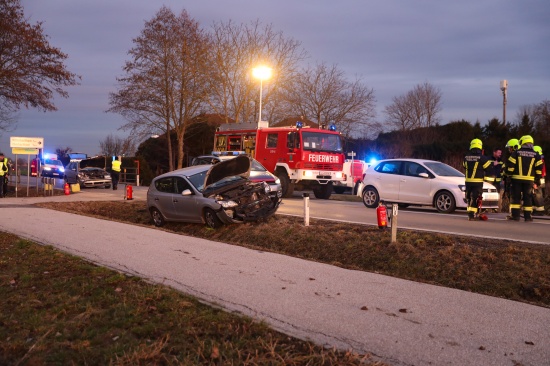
[0,192,549,366]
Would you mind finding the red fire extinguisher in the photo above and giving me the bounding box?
[125,184,133,200]
[376,201,388,229]
[64,182,70,195]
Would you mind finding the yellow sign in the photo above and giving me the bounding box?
[12,147,39,155]
[10,136,44,148]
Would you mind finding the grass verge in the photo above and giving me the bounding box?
[37,200,550,308]
[0,233,383,365]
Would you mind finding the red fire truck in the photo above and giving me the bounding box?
[213,122,345,199]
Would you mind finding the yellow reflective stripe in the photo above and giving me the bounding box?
[510,204,522,209]
[526,158,535,177]
[470,162,478,179]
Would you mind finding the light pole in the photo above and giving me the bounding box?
[500,80,507,126]
[252,66,272,126]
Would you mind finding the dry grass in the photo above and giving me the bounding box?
[0,233,385,365]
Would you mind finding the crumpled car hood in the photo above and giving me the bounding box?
[203,155,251,188]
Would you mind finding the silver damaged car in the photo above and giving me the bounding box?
[147,155,281,228]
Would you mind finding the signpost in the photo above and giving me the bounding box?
[10,136,44,197]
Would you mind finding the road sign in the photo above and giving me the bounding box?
[12,147,39,155]
[347,151,356,157]
[10,136,44,148]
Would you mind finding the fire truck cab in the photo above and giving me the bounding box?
[214,122,345,199]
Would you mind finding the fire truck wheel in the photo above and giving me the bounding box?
[276,171,294,198]
[362,186,379,208]
[313,182,333,199]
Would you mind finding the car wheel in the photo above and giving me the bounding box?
[150,207,166,227]
[434,190,456,213]
[362,186,379,208]
[204,208,223,229]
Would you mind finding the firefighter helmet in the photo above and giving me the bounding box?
[505,138,519,150]
[534,145,543,155]
[519,135,534,146]
[470,138,483,150]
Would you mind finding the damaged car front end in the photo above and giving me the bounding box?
[147,155,281,229]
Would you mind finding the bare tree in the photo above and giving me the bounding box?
[99,134,135,157]
[108,6,210,170]
[384,82,442,131]
[207,20,306,124]
[279,62,377,138]
[0,0,79,131]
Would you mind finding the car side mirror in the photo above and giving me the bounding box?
[181,189,193,196]
[418,172,429,178]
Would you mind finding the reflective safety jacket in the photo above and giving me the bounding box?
[112,160,121,172]
[0,161,7,176]
[484,158,503,183]
[506,147,543,183]
[463,149,491,183]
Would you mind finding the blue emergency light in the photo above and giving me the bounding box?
[296,121,303,128]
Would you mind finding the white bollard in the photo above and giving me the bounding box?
[303,193,310,226]
[391,203,398,243]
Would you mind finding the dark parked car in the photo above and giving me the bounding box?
[147,155,280,228]
[64,160,112,188]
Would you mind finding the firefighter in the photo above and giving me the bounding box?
[485,147,503,212]
[532,145,546,216]
[501,138,519,210]
[2,155,9,196]
[111,157,122,190]
[0,152,7,198]
[463,138,491,221]
[506,135,543,221]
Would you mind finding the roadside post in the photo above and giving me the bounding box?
[303,193,310,226]
[391,203,398,243]
[347,151,356,185]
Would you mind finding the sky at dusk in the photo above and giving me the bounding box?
[2,0,549,157]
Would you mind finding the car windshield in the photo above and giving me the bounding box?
[424,162,464,177]
[187,170,208,192]
[44,159,63,166]
[301,132,343,153]
[251,159,267,172]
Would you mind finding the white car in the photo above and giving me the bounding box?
[357,158,499,213]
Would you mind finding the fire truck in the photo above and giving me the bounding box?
[213,121,345,199]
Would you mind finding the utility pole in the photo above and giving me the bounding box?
[500,80,508,126]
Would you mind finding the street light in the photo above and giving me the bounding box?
[500,80,508,125]
[252,66,272,126]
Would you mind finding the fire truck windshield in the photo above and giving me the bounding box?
[301,131,343,153]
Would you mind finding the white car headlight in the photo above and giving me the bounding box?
[458,185,466,192]
[217,200,238,208]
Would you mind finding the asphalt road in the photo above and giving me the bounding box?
[1,188,549,366]
[278,194,550,245]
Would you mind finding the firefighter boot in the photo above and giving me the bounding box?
[524,212,533,222]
